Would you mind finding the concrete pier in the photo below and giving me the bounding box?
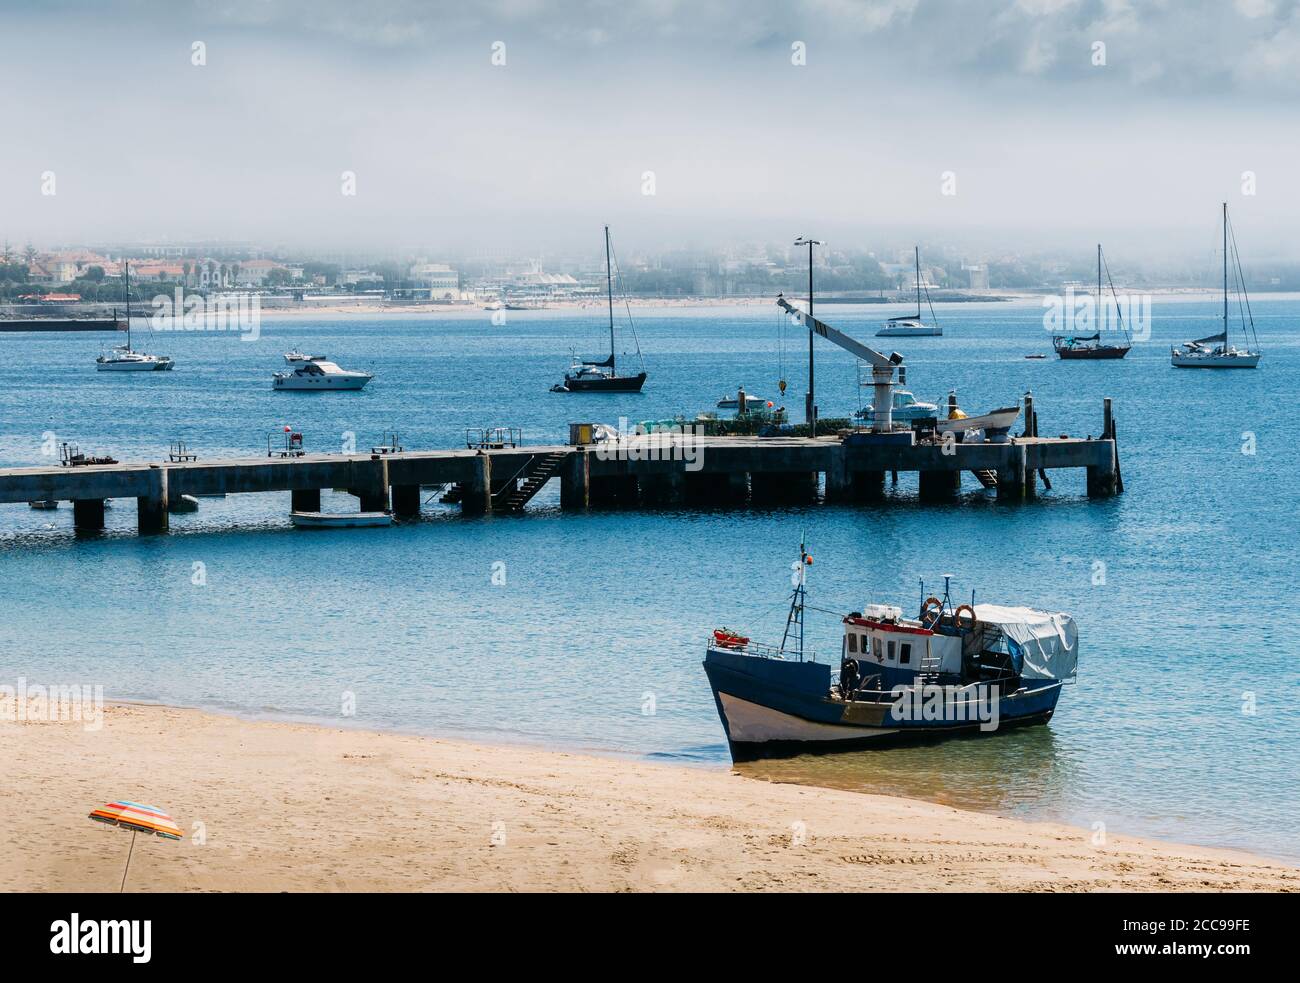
[996,443,1028,502]
[390,484,421,517]
[136,466,169,534]
[0,423,1122,535]
[72,498,105,531]
[559,453,589,510]
[918,469,960,502]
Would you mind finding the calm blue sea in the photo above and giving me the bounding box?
[2,298,1297,863]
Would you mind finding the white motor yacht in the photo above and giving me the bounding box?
[273,359,373,390]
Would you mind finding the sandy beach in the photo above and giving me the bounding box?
[1,703,1294,893]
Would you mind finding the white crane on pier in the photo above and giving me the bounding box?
[776,294,905,434]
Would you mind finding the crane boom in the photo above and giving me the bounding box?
[776,295,901,369]
[777,294,905,434]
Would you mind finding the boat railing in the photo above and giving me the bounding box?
[708,636,813,662]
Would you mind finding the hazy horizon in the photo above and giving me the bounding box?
[4,0,1300,260]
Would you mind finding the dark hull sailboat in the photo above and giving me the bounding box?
[560,369,647,392]
[1054,244,1131,360]
[1054,336,1130,359]
[552,225,647,393]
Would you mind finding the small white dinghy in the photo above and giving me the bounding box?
[291,511,392,529]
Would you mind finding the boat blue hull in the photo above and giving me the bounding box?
[703,647,1062,760]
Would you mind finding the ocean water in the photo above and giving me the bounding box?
[1,298,1297,863]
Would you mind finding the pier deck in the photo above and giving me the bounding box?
[0,428,1120,534]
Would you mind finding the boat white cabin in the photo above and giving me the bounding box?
[273,359,373,390]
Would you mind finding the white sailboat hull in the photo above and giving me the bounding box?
[1171,350,1261,368]
[96,357,173,371]
[876,324,942,337]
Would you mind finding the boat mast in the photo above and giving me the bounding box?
[1096,243,1101,333]
[1222,202,1229,344]
[780,538,809,660]
[125,259,131,351]
[915,245,921,318]
[605,225,615,372]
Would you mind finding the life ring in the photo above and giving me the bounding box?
[954,604,976,629]
[920,596,944,626]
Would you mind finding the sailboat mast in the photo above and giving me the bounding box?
[125,259,131,350]
[605,225,615,371]
[1097,244,1102,332]
[1222,202,1229,340]
[914,246,921,317]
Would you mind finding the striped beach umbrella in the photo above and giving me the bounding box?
[88,800,181,892]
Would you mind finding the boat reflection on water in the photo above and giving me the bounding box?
[733,723,1076,821]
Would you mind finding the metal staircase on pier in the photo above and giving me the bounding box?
[439,483,463,504]
[970,469,998,489]
[496,452,568,512]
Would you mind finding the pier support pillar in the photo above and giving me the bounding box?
[823,454,852,503]
[463,454,492,514]
[750,471,818,505]
[918,469,960,502]
[560,453,589,510]
[589,474,639,508]
[996,444,1028,502]
[355,488,389,512]
[291,488,321,512]
[72,499,105,531]
[639,470,686,507]
[1087,456,1118,498]
[850,470,886,502]
[391,484,421,517]
[684,470,747,505]
[136,466,169,534]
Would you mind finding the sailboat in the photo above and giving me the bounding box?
[551,226,647,392]
[1053,244,1131,359]
[1172,203,1262,368]
[877,246,942,337]
[96,261,173,371]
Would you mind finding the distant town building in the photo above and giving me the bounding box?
[964,263,990,290]
[408,263,460,299]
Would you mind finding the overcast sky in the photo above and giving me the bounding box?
[3,0,1299,259]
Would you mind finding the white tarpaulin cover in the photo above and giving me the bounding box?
[973,604,1078,681]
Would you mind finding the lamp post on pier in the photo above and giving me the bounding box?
[794,235,821,436]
